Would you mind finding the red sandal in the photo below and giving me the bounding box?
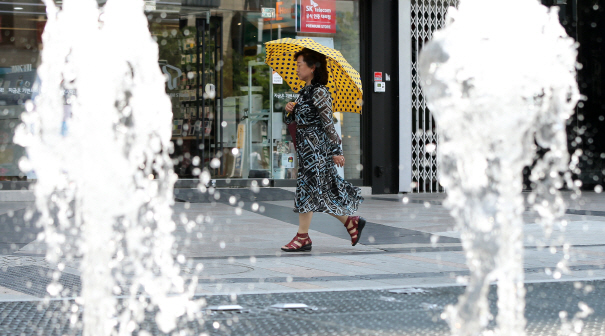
[281,233,312,252]
[344,216,366,246]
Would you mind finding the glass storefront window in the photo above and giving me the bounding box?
[149,0,363,182]
[0,0,362,183]
[0,6,45,181]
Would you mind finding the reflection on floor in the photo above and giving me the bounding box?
[2,190,605,298]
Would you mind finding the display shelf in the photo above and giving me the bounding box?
[210,143,237,148]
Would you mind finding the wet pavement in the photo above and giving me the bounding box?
[1,189,605,334]
[1,280,604,335]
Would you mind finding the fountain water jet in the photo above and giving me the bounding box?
[418,0,580,335]
[15,0,200,334]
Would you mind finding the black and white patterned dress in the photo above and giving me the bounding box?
[285,83,364,215]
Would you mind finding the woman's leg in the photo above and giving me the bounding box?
[297,212,314,233]
[329,213,365,246]
[329,213,360,233]
[282,212,314,251]
[328,213,348,225]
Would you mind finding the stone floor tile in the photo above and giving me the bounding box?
[276,282,327,290]
[389,254,467,269]
[264,266,344,278]
[0,285,37,301]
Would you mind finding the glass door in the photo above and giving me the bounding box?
[152,4,322,182]
[241,61,273,179]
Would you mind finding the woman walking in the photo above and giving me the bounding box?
[281,48,365,252]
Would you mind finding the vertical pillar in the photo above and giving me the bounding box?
[399,0,412,192]
[368,0,399,194]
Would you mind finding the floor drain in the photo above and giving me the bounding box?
[206,305,244,312]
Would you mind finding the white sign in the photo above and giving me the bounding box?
[262,8,276,18]
[281,153,295,168]
[272,71,283,85]
[144,0,156,11]
[11,64,32,73]
[374,82,386,93]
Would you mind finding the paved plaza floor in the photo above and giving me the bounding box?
[1,188,605,334]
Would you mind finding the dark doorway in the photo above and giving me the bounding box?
[540,0,605,189]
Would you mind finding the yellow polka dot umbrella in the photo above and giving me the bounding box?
[265,37,363,114]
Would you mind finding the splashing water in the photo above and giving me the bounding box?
[15,0,199,334]
[418,0,580,335]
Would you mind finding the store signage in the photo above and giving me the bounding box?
[11,64,33,73]
[161,64,183,90]
[276,1,285,20]
[299,0,336,34]
[273,92,299,100]
[0,87,33,95]
[281,154,295,168]
[272,71,283,85]
[374,72,382,82]
[262,7,276,18]
[144,0,156,11]
[265,2,290,21]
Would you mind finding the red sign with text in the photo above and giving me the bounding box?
[299,0,336,34]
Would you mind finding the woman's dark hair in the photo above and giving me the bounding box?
[294,48,329,85]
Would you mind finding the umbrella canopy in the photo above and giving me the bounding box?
[265,38,363,114]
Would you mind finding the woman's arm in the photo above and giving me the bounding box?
[314,87,343,156]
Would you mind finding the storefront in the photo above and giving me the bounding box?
[0,0,365,187]
[148,0,364,186]
[0,2,44,181]
[4,1,603,194]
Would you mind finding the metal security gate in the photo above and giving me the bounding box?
[410,0,458,193]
